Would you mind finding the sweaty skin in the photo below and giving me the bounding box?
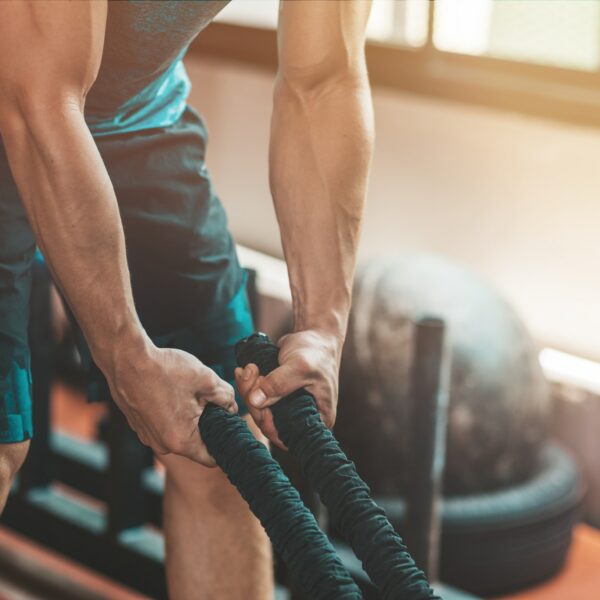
[235,0,374,448]
[0,0,237,466]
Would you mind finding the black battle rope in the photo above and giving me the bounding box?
[199,403,363,599]
[235,332,441,600]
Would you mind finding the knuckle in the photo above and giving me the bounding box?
[297,353,319,378]
[217,389,234,407]
[295,353,311,373]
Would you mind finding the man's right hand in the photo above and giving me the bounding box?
[105,339,238,467]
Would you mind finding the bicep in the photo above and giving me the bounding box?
[0,0,107,112]
[277,0,371,86]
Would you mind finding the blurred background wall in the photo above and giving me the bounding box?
[186,55,600,361]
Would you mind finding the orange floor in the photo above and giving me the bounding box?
[497,524,600,600]
[0,527,148,599]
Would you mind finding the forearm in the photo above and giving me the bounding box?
[0,100,147,372]
[270,74,374,339]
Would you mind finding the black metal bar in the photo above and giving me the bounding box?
[245,267,260,326]
[20,257,55,493]
[405,317,449,580]
[106,401,152,535]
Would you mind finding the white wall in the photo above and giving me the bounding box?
[186,56,600,361]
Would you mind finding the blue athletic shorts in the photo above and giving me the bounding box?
[0,106,252,443]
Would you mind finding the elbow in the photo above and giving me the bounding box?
[275,58,369,106]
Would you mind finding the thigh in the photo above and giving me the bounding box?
[0,143,36,443]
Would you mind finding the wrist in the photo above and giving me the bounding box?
[90,321,153,380]
[293,309,348,349]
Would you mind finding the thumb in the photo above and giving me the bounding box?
[248,364,300,409]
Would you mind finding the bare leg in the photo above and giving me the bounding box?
[0,441,30,511]
[160,415,273,600]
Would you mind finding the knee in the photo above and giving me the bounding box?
[164,453,238,510]
[161,415,267,510]
[0,440,30,501]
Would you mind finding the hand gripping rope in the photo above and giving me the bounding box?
[199,332,440,600]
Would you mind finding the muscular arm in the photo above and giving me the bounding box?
[0,1,236,464]
[272,0,373,340]
[0,1,135,371]
[236,0,374,445]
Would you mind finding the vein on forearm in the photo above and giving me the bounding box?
[270,74,373,334]
[1,104,141,364]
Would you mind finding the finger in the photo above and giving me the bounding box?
[234,363,260,398]
[193,363,238,414]
[199,375,238,415]
[189,434,217,467]
[248,365,306,409]
[244,401,266,429]
[301,380,336,429]
[318,406,336,430]
[258,409,287,451]
[180,428,218,467]
[183,444,217,467]
[242,400,285,449]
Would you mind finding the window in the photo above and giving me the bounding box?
[218,0,600,72]
[215,0,279,29]
[216,0,430,47]
[195,0,600,128]
[367,0,429,47]
[433,0,600,71]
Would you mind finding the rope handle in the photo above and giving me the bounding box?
[235,332,441,600]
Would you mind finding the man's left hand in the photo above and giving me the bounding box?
[234,329,342,449]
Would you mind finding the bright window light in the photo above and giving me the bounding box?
[433,0,600,71]
[367,0,429,47]
[215,0,279,29]
[539,348,600,397]
[434,0,493,55]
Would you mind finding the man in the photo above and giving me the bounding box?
[0,0,373,597]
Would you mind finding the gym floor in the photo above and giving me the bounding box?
[0,384,596,600]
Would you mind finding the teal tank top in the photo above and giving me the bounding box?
[85,0,229,136]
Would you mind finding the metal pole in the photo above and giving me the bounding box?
[20,255,55,493]
[405,316,450,581]
[106,400,150,536]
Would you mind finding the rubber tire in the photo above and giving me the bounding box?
[329,443,584,597]
[373,443,585,597]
